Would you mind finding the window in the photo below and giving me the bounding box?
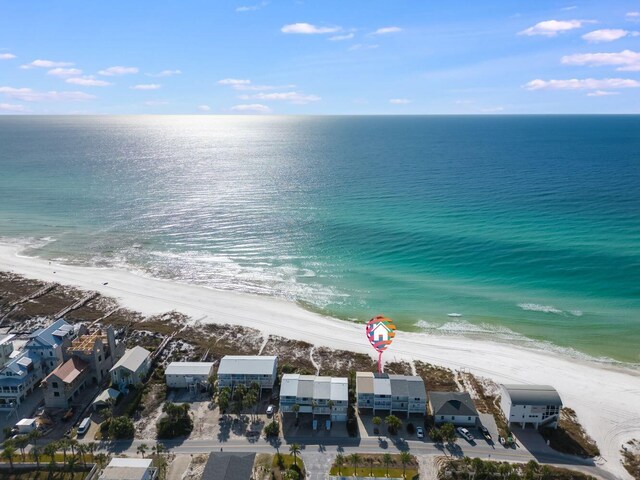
[50,352,53,356]
[468,417,471,420]
[52,382,59,389]
[54,392,60,397]
[440,416,444,420]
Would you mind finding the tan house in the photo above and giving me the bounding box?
[42,357,90,409]
[110,346,152,391]
[68,326,123,384]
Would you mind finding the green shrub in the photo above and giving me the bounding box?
[264,420,280,438]
[157,402,193,439]
[109,416,135,439]
[347,417,358,437]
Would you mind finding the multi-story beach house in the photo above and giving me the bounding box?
[165,362,215,389]
[280,374,349,421]
[110,346,152,391]
[429,391,479,426]
[0,351,44,409]
[217,355,278,391]
[0,334,15,367]
[41,357,90,408]
[500,384,562,429]
[67,326,123,384]
[24,319,84,374]
[356,372,427,417]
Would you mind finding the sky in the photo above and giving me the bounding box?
[1,0,640,114]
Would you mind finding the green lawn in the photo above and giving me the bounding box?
[329,453,419,479]
[0,472,87,480]
[272,453,305,480]
[329,466,419,478]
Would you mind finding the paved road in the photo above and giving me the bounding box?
[85,436,617,480]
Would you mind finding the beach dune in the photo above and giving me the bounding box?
[0,243,638,479]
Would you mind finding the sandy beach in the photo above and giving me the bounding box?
[1,242,638,479]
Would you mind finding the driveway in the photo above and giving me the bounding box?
[302,451,336,480]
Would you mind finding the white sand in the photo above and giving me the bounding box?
[1,243,638,478]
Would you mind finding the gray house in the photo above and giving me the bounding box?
[429,391,479,426]
[500,384,562,429]
[356,372,427,417]
[201,452,256,480]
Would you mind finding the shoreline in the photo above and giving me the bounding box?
[1,242,639,479]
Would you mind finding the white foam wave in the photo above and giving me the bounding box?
[518,303,563,314]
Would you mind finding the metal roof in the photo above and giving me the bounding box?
[429,392,479,417]
[46,357,88,384]
[166,362,215,376]
[356,372,375,394]
[330,377,348,402]
[502,384,563,406]
[101,458,153,480]
[110,346,150,374]
[281,374,349,402]
[217,355,277,376]
[28,319,73,347]
[373,376,392,396]
[389,375,410,397]
[406,376,427,399]
[313,377,332,399]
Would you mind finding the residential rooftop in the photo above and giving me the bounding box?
[45,357,88,384]
[429,391,478,417]
[502,384,563,406]
[217,355,277,376]
[165,362,215,376]
[110,346,150,373]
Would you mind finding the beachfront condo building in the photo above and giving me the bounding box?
[0,351,44,409]
[280,374,349,421]
[356,372,427,417]
[500,384,562,429]
[429,391,479,426]
[217,355,278,391]
[25,319,84,373]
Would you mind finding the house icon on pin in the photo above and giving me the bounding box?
[371,322,391,342]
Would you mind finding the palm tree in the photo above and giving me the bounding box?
[327,399,335,416]
[59,438,70,463]
[66,454,78,473]
[498,462,513,479]
[399,452,411,479]
[383,453,393,477]
[1,445,16,471]
[137,443,148,458]
[350,453,361,476]
[14,434,28,461]
[77,444,88,467]
[369,457,374,476]
[335,453,345,476]
[44,442,58,470]
[95,452,108,469]
[385,415,402,435]
[292,403,300,420]
[372,416,382,434]
[87,442,97,462]
[312,400,318,419]
[28,429,42,447]
[32,446,41,468]
[69,438,78,457]
[289,443,301,466]
[153,442,166,457]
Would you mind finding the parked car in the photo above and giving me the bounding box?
[499,435,506,446]
[456,427,474,442]
[77,417,91,436]
[266,404,275,416]
[479,426,491,440]
[416,427,424,439]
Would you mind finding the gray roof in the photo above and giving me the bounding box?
[100,458,153,480]
[218,355,277,376]
[202,452,255,480]
[389,375,409,397]
[110,346,150,374]
[281,374,349,402]
[165,362,215,376]
[429,392,478,417]
[502,384,563,406]
[27,319,73,347]
[407,376,427,399]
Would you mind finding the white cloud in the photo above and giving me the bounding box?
[561,50,640,71]
[145,100,170,106]
[0,53,16,60]
[21,59,74,69]
[582,29,639,43]
[626,12,640,19]
[518,19,592,37]
[0,86,95,101]
[230,103,271,113]
[66,76,112,87]
[147,69,182,77]
[389,98,411,104]
[281,23,340,34]
[373,26,402,35]
[523,78,640,90]
[197,105,211,111]
[561,6,578,11]
[130,84,161,90]
[0,103,28,112]
[239,91,320,104]
[349,43,379,51]
[98,66,139,76]
[47,68,82,77]
[218,78,251,85]
[586,90,620,96]
[329,33,355,41]
[480,106,505,113]
[236,1,268,12]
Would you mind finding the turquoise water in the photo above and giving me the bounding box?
[0,115,639,363]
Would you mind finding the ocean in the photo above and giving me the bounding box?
[0,115,639,364]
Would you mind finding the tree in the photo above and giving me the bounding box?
[429,427,444,444]
[28,428,42,447]
[327,399,334,414]
[109,416,135,439]
[383,453,393,476]
[13,434,28,462]
[440,423,457,444]
[153,442,166,456]
[157,402,193,439]
[69,438,78,457]
[218,389,230,412]
[1,445,16,471]
[44,442,58,470]
[399,452,412,478]
[95,452,109,469]
[350,453,361,475]
[385,415,402,435]
[59,439,70,463]
[289,443,301,466]
[2,426,12,440]
[77,443,88,467]
[292,403,300,420]
[66,454,78,473]
[369,457,374,476]
[243,391,258,422]
[87,442,97,461]
[335,453,345,476]
[264,420,280,438]
[32,446,42,468]
[137,443,148,458]
[498,462,513,479]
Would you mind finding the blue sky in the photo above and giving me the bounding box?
[1,0,640,114]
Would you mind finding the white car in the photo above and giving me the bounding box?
[416,427,424,439]
[266,405,275,416]
[457,427,474,441]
